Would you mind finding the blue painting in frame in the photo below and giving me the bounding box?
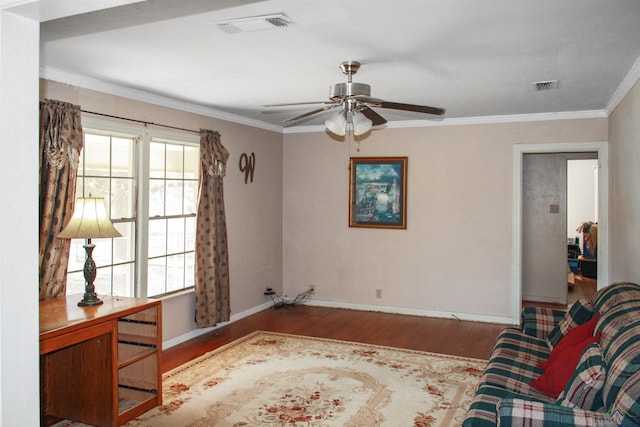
[349,157,407,229]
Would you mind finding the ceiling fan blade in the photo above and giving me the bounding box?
[360,106,387,126]
[378,101,445,116]
[283,105,339,125]
[353,95,385,104]
[263,101,336,107]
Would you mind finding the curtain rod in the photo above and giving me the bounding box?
[80,109,200,134]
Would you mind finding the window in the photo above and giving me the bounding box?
[66,118,199,298]
[147,141,199,296]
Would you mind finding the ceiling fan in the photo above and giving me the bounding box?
[264,61,445,136]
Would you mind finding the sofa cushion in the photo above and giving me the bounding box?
[478,328,554,401]
[541,313,600,369]
[497,398,618,427]
[521,306,567,340]
[547,298,595,348]
[492,327,551,361]
[463,385,542,427]
[531,333,601,398]
[610,370,640,426]
[596,300,640,358]
[557,342,606,411]
[601,325,640,409]
[592,282,640,314]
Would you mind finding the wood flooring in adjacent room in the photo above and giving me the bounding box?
[523,274,598,310]
[163,305,508,373]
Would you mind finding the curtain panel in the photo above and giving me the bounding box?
[39,100,83,300]
[195,129,230,328]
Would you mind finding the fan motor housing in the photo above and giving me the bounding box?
[330,82,371,101]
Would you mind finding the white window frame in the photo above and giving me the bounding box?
[80,116,200,298]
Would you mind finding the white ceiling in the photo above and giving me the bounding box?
[35,0,640,131]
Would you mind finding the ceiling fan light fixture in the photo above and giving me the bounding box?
[352,110,373,136]
[325,111,347,136]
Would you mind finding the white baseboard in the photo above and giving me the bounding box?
[305,299,514,325]
[163,299,514,349]
[162,300,272,350]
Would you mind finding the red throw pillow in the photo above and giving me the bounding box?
[540,312,600,369]
[531,332,602,398]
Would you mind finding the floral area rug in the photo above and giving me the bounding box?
[125,331,487,427]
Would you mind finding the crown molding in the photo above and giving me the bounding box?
[40,67,283,133]
[283,110,608,134]
[605,55,640,115]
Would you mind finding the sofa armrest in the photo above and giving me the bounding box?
[497,398,627,427]
[520,307,566,340]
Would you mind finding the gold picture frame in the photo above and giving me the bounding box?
[349,157,407,229]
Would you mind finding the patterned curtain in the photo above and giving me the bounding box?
[195,129,230,328]
[39,100,83,300]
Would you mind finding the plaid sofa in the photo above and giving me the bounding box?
[463,282,640,427]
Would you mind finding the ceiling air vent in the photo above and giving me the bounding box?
[531,80,559,91]
[215,13,292,34]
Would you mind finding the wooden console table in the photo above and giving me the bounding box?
[40,295,162,427]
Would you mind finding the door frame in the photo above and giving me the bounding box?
[512,141,609,324]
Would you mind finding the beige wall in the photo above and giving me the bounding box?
[42,77,622,335]
[609,80,640,283]
[41,80,284,343]
[283,119,608,322]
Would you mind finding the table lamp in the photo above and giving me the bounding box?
[57,196,122,306]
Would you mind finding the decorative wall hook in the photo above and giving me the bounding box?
[239,152,255,184]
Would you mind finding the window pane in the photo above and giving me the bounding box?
[184,146,199,179]
[185,252,195,288]
[112,137,134,178]
[166,144,184,179]
[111,178,135,219]
[150,142,165,179]
[67,240,86,272]
[83,177,110,199]
[91,237,113,266]
[84,134,111,177]
[94,266,113,297]
[167,218,185,254]
[112,263,134,297]
[75,179,85,199]
[67,271,85,295]
[148,257,166,297]
[186,216,196,249]
[165,180,183,216]
[148,218,167,258]
[166,254,185,293]
[149,179,165,217]
[184,181,198,214]
[113,222,135,264]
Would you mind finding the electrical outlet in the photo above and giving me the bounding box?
[310,284,315,293]
[376,288,382,299]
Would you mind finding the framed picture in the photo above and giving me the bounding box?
[349,157,407,229]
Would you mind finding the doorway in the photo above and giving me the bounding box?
[512,142,608,324]
[521,153,598,306]
[567,158,599,304]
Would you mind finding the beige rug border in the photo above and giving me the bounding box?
[165,330,488,381]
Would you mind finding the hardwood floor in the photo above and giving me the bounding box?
[162,305,509,373]
[523,274,598,309]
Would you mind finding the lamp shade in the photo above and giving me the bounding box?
[351,110,373,136]
[325,111,347,136]
[57,197,122,239]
